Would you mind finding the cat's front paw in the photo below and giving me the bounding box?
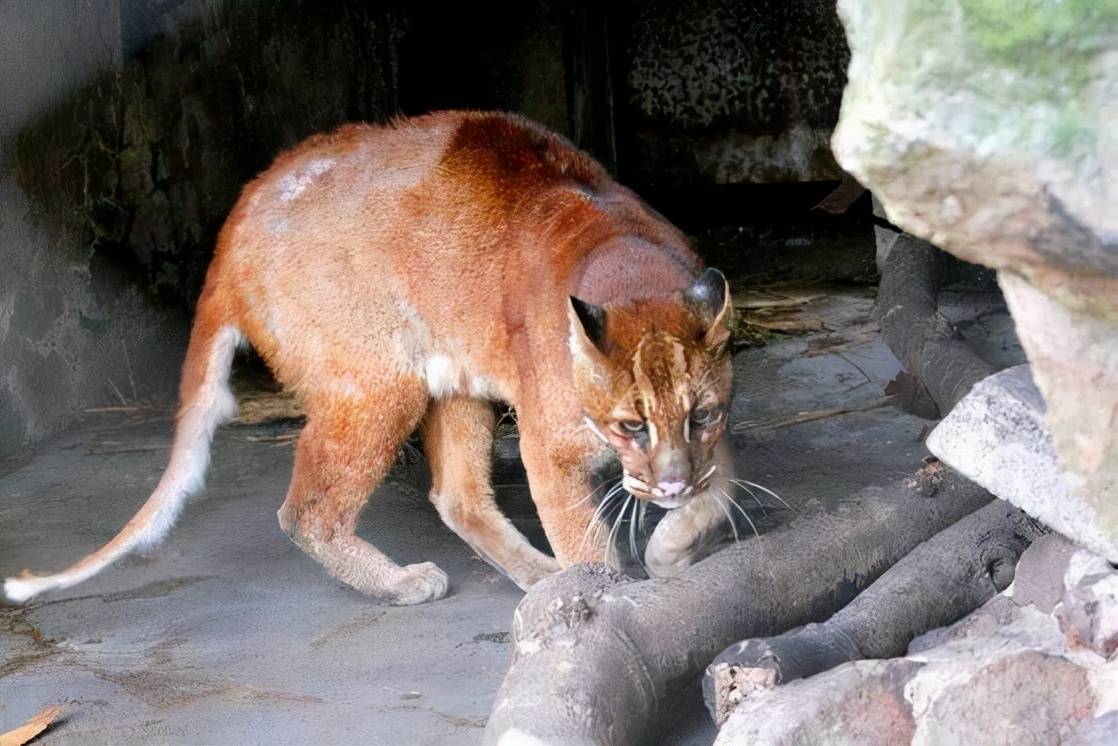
[512,556,562,591]
[389,562,450,605]
[644,538,701,578]
[644,491,726,577]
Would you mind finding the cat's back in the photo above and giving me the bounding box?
[210,112,617,383]
[229,112,460,235]
[213,110,617,305]
[227,110,607,242]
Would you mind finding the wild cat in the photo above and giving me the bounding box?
[5,111,739,605]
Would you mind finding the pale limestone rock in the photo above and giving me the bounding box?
[715,536,1118,745]
[833,0,1118,277]
[1054,545,1118,660]
[927,366,1118,562]
[716,595,1117,745]
[833,0,1118,550]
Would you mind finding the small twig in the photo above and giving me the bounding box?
[836,352,873,387]
[107,379,128,407]
[87,443,171,455]
[244,432,300,445]
[0,704,64,746]
[122,339,138,402]
[731,397,896,434]
[804,325,880,357]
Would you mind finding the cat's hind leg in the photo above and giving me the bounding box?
[423,396,560,590]
[277,380,448,605]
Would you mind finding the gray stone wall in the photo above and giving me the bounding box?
[15,0,407,311]
[622,0,850,185]
[0,0,186,457]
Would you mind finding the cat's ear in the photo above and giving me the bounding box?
[568,296,610,381]
[569,296,607,350]
[684,268,731,351]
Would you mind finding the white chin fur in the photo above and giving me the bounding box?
[622,473,649,494]
[653,498,688,509]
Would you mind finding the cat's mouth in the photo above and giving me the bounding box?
[622,471,712,509]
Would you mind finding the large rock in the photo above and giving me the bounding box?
[833,0,1118,277]
[832,1,1118,542]
[716,597,1118,745]
[715,537,1118,745]
[927,366,1118,563]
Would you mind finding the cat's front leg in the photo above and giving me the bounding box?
[517,413,613,568]
[645,434,736,577]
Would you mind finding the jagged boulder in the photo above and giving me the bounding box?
[927,366,1118,563]
[715,536,1118,745]
[832,0,1118,547]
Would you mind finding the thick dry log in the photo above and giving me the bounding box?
[697,235,1028,728]
[703,499,1046,723]
[483,469,990,745]
[875,234,997,414]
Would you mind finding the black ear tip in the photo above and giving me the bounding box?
[700,267,727,290]
[569,295,608,346]
[686,267,728,306]
[570,295,602,317]
[701,267,725,280]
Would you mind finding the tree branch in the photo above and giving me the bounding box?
[483,469,990,745]
[703,499,1045,723]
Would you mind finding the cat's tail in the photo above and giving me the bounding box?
[4,293,242,603]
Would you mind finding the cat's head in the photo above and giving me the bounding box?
[569,268,733,508]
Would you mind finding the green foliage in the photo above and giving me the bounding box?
[961,0,1118,56]
[960,0,1118,86]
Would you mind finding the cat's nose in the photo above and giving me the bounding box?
[657,480,687,497]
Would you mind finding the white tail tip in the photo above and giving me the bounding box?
[4,575,58,603]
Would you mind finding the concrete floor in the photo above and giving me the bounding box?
[0,286,1023,744]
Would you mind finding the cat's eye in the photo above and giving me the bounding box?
[620,420,647,434]
[691,408,715,426]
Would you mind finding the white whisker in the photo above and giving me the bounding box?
[606,495,633,564]
[565,477,616,512]
[728,479,767,515]
[719,488,760,539]
[578,483,623,554]
[735,478,792,511]
[713,492,741,544]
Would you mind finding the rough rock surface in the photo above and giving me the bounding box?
[626,0,849,184]
[833,0,1118,549]
[0,1,188,458]
[1045,538,1118,661]
[927,366,1118,563]
[716,533,1118,745]
[833,0,1118,277]
[716,594,1118,746]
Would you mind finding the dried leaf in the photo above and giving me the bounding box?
[0,705,64,746]
[812,173,867,214]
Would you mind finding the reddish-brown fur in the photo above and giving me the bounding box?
[5,111,734,605]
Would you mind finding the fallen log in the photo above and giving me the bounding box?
[875,233,996,414]
[699,236,1035,725]
[483,469,990,745]
[703,499,1045,723]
